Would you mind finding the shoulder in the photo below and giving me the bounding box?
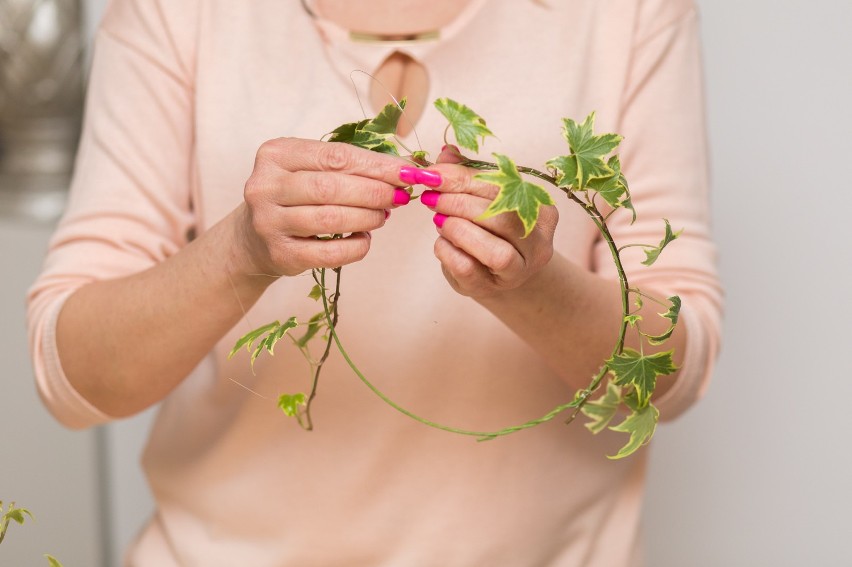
[99,0,201,82]
[634,0,698,42]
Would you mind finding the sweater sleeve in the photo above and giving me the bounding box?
[26,0,198,429]
[595,3,723,421]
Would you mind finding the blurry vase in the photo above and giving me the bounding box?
[0,0,84,222]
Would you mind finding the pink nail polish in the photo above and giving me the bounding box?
[399,166,418,185]
[433,213,448,228]
[384,209,391,220]
[416,169,442,187]
[420,190,440,208]
[400,166,442,188]
[393,188,411,205]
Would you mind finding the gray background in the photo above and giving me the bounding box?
[2,1,850,565]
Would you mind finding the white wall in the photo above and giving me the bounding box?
[0,221,104,567]
[643,1,852,565]
[4,1,851,566]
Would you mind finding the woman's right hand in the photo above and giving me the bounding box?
[239,137,415,277]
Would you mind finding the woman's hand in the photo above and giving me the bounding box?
[240,137,413,277]
[418,146,559,298]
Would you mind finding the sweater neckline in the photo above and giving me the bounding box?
[305,0,488,69]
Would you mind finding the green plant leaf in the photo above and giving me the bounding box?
[624,314,642,327]
[642,219,682,266]
[546,112,623,190]
[586,156,636,222]
[475,153,555,237]
[434,98,494,153]
[607,348,677,408]
[608,402,659,459]
[308,284,323,301]
[661,296,682,325]
[229,321,282,359]
[45,555,64,567]
[327,119,369,144]
[278,393,307,417]
[363,98,406,136]
[327,100,407,156]
[231,318,299,368]
[582,381,623,434]
[411,150,429,166]
[640,296,682,345]
[295,312,326,348]
[4,507,33,525]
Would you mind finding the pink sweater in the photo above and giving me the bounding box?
[28,1,722,565]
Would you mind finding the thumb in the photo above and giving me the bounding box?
[436,144,466,164]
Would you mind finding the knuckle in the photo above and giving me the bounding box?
[453,255,478,279]
[311,174,339,204]
[256,138,286,162]
[314,206,344,233]
[490,245,516,273]
[317,239,349,267]
[243,176,264,204]
[321,143,353,171]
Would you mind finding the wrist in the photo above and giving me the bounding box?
[223,204,280,295]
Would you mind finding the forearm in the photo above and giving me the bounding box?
[55,205,272,417]
[475,252,686,397]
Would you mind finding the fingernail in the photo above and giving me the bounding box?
[416,169,442,187]
[384,209,391,220]
[393,188,411,205]
[420,190,440,208]
[433,213,448,228]
[399,166,442,187]
[399,166,419,185]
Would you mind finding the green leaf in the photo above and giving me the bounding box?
[582,381,623,434]
[586,156,636,222]
[434,98,494,153]
[640,296,682,346]
[232,318,299,368]
[229,321,281,359]
[45,555,64,567]
[327,119,369,144]
[607,348,677,408]
[546,112,623,190]
[661,295,681,325]
[295,312,326,348]
[350,130,400,156]
[624,314,642,327]
[363,98,406,136]
[278,393,307,417]
[608,402,659,459]
[4,507,33,525]
[308,284,323,301]
[475,153,555,237]
[411,150,429,166]
[642,219,682,266]
[327,101,407,156]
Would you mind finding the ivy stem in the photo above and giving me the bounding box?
[0,502,15,545]
[460,158,632,420]
[317,264,580,440]
[301,264,342,431]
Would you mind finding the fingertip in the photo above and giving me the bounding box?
[437,144,464,164]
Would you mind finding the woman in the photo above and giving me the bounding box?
[28,0,722,565]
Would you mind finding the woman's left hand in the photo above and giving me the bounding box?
[418,146,559,298]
